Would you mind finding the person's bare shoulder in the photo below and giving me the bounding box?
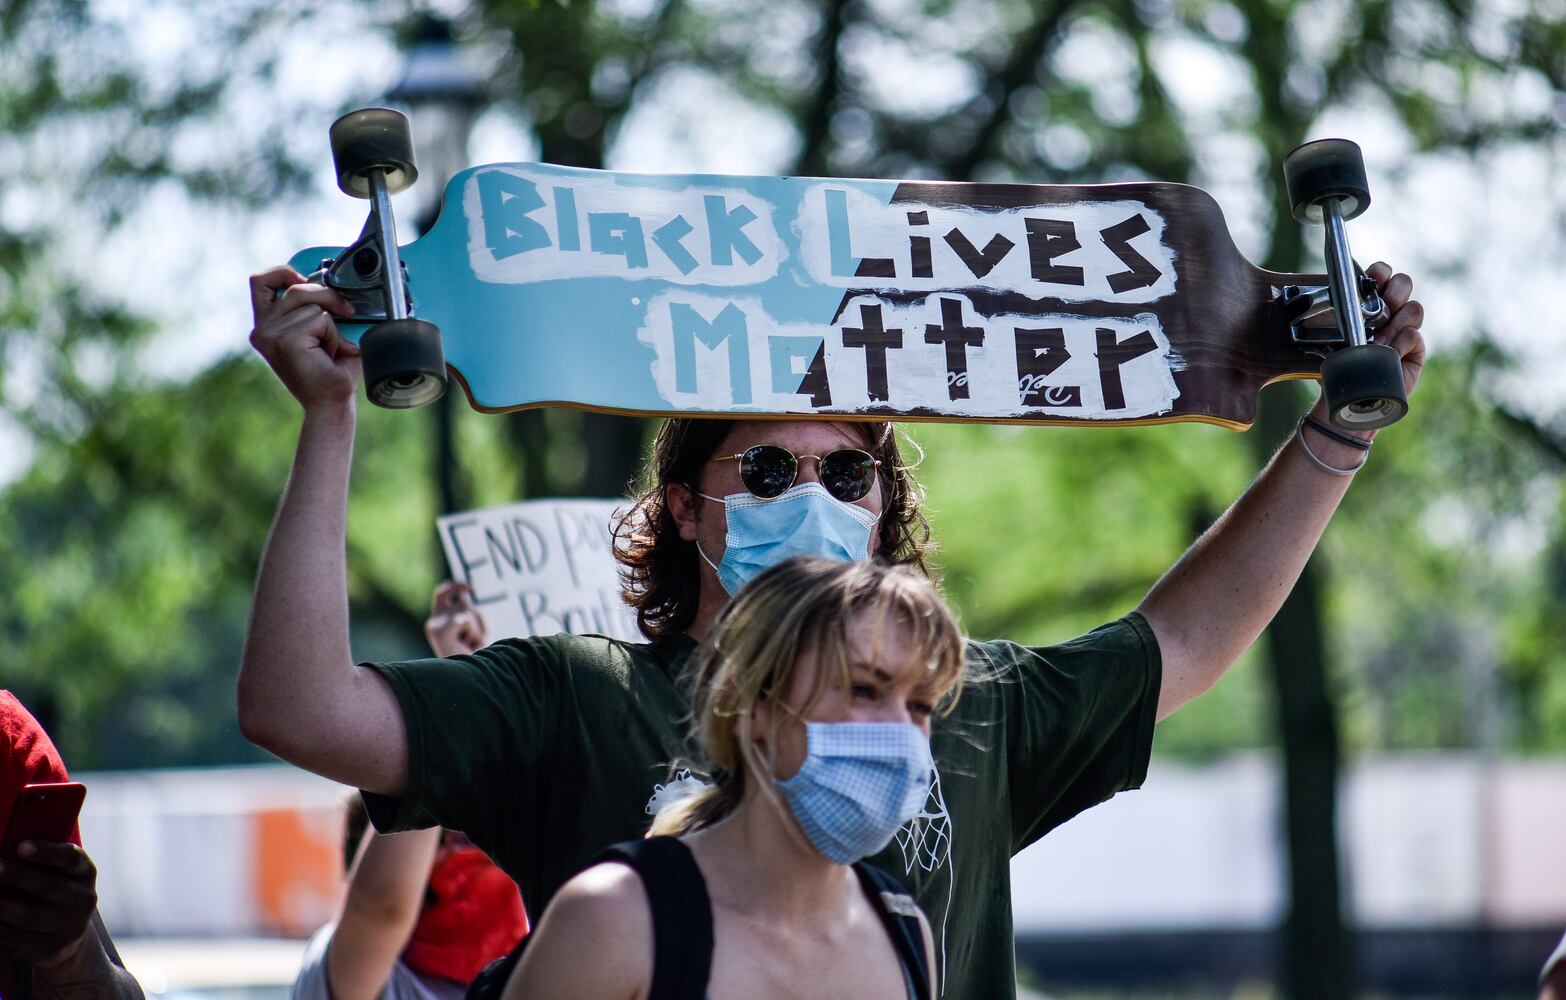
[503,862,652,1000]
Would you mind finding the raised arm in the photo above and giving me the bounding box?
[324,828,442,1000]
[1138,262,1426,720]
[236,265,408,796]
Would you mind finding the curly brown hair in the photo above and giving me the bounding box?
[612,419,935,640]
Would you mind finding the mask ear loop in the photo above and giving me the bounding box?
[741,692,826,860]
[682,482,726,575]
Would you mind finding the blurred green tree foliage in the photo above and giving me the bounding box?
[1,0,1557,758]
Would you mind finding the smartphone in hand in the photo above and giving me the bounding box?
[1,782,86,859]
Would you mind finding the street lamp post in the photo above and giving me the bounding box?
[388,15,488,519]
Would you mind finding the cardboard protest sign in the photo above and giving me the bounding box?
[437,498,643,643]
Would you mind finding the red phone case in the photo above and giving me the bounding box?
[1,782,86,859]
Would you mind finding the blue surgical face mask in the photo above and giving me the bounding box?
[695,482,879,596]
[774,721,934,864]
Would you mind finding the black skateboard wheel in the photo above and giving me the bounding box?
[1284,139,1370,225]
[1320,343,1406,430]
[360,318,447,409]
[330,108,418,199]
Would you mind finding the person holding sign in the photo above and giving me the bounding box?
[504,557,958,1000]
[239,260,1425,998]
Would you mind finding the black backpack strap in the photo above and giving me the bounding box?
[464,838,713,1000]
[854,862,933,1000]
[595,836,714,1000]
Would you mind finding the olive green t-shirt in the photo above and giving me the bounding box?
[361,613,1160,999]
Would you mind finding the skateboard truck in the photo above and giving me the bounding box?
[323,107,448,409]
[1278,267,1388,345]
[1282,138,1407,430]
[312,235,414,323]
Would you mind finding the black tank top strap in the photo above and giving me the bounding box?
[595,836,715,1000]
[852,862,933,1000]
[594,839,927,1000]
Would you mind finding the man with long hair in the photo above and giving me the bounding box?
[239,259,1424,997]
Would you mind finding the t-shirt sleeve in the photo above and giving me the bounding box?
[357,638,565,848]
[292,923,443,1000]
[977,612,1161,853]
[0,691,81,847]
[290,924,335,1000]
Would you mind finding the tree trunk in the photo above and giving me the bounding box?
[1249,99,1352,1000]
[1250,385,1353,998]
[793,0,854,177]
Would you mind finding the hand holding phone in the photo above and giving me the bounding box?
[0,783,97,968]
[1,782,85,859]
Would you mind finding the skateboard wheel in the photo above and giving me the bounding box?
[360,318,447,409]
[1283,139,1370,225]
[1320,343,1406,430]
[330,108,418,199]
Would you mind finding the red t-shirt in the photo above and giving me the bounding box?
[1,691,81,997]
[0,691,80,846]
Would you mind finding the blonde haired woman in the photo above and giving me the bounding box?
[502,557,965,1000]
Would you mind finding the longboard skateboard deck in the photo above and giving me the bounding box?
[290,111,1405,431]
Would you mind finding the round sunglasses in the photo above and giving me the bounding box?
[713,445,882,502]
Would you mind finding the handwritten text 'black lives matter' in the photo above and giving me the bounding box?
[466,168,1179,415]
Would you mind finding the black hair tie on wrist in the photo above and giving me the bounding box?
[1295,414,1369,476]
[1303,413,1373,451]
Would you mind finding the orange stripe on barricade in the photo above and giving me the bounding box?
[253,806,341,936]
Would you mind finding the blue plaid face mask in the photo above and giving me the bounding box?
[696,483,879,596]
[775,721,934,864]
